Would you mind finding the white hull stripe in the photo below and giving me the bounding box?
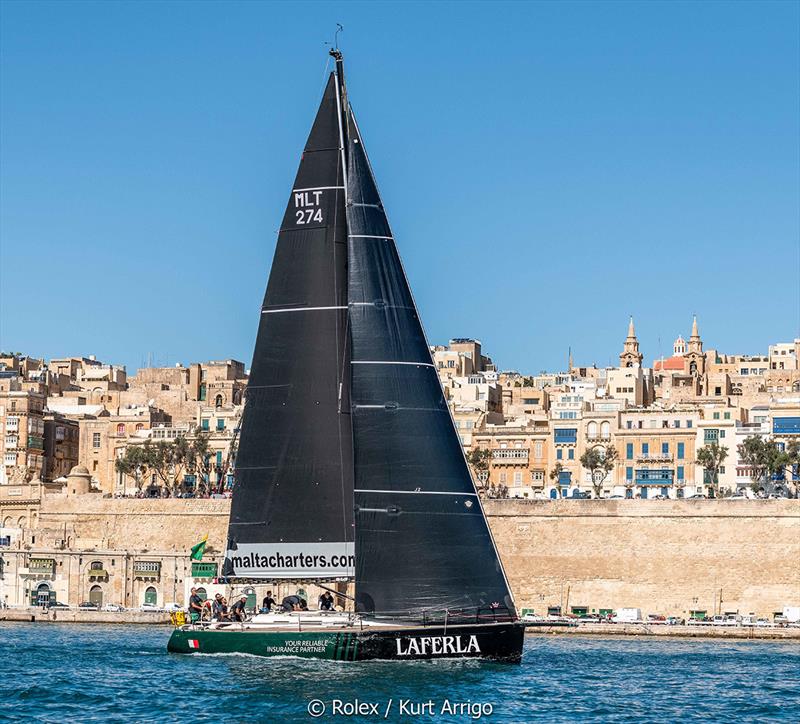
[348,234,394,239]
[356,489,478,497]
[292,186,344,192]
[352,360,434,367]
[262,306,346,314]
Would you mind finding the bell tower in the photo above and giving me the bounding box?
[619,317,643,368]
[685,315,705,376]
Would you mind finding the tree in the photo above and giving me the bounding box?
[695,443,728,497]
[186,431,214,495]
[549,462,565,497]
[738,436,798,497]
[114,441,153,493]
[466,448,491,490]
[580,445,618,498]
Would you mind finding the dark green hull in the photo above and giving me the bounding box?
[167,621,523,663]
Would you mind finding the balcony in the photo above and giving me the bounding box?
[586,436,612,444]
[23,558,55,577]
[27,435,44,451]
[491,450,529,460]
[87,568,109,580]
[191,562,218,579]
[637,453,673,463]
[133,561,161,580]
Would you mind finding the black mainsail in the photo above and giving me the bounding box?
[345,113,516,620]
[223,54,516,623]
[223,72,354,579]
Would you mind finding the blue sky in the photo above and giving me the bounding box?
[1,0,798,374]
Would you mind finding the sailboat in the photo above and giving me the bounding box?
[167,50,524,663]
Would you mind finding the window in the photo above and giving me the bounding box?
[677,466,684,481]
[715,387,722,396]
[556,449,563,460]
[626,443,633,460]
[601,422,610,439]
[499,472,507,484]
[674,420,680,428]
[568,449,574,460]
[642,443,649,455]
[216,419,225,431]
[116,423,126,435]
[713,412,720,420]
[724,412,731,420]
[554,428,577,444]
[677,443,685,460]
[199,384,207,401]
[687,420,693,428]
[201,419,209,431]
[216,451,223,466]
[662,443,669,455]
[626,421,633,429]
[587,422,598,438]
[718,466,725,474]
[704,429,719,443]
[626,467,633,481]
[135,423,144,432]
[534,441,543,459]
[513,472,522,485]
[92,433,101,448]
[531,471,544,482]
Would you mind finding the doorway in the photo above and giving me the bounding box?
[89,585,103,607]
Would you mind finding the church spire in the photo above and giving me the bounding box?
[688,314,703,353]
[619,316,643,368]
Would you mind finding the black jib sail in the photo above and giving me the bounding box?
[223,72,354,579]
[345,112,516,620]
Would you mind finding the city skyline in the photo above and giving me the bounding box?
[2,1,798,373]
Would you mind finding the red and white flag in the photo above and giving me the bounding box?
[188,639,200,650]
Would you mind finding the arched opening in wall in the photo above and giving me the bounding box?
[244,586,256,611]
[690,361,697,374]
[549,488,558,499]
[587,421,598,439]
[34,582,53,607]
[135,423,144,432]
[215,394,223,408]
[17,516,26,528]
[626,362,633,368]
[196,587,208,602]
[601,421,610,439]
[2,516,12,527]
[144,586,157,606]
[116,423,125,435]
[89,585,103,607]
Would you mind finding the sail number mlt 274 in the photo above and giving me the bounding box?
[295,190,324,224]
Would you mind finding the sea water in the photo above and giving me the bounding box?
[1,623,797,723]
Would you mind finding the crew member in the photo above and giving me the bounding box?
[261,591,276,612]
[281,594,307,612]
[318,591,334,611]
[230,594,248,622]
[188,587,204,623]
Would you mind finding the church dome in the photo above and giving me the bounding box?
[69,464,90,476]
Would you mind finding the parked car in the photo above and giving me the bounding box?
[78,602,98,609]
[666,616,685,626]
[49,602,70,609]
[101,604,125,612]
[686,494,706,499]
[607,495,625,499]
[755,618,775,627]
[140,602,163,611]
[647,614,667,624]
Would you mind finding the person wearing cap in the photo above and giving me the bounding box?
[187,587,203,623]
[230,594,248,622]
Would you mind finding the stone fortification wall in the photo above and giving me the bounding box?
[483,499,800,618]
[37,496,229,552]
[32,497,800,617]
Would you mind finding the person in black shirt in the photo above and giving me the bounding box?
[281,595,307,612]
[318,591,334,611]
[188,587,203,623]
[261,591,276,612]
[230,595,248,622]
[211,593,227,621]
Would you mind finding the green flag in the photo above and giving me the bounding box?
[190,534,208,561]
